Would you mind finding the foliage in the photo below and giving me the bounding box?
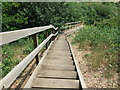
[2,2,80,32]
[73,26,119,78]
[1,38,34,76]
[1,2,119,77]
[2,45,19,76]
[72,2,119,78]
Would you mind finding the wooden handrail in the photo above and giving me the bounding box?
[0,31,58,89]
[0,24,58,89]
[62,21,81,30]
[0,24,57,46]
[65,21,81,25]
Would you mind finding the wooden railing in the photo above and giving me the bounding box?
[0,24,58,89]
[62,21,81,30]
[65,21,81,25]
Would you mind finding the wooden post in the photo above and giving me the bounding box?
[32,34,39,65]
[52,29,55,40]
[50,29,52,42]
[44,31,48,49]
[53,29,56,40]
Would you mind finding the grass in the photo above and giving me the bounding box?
[72,26,119,78]
[1,32,47,77]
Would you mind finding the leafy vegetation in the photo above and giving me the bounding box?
[73,26,118,77]
[1,38,34,76]
[72,3,119,79]
[1,2,119,80]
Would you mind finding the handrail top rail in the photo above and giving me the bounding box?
[0,24,58,46]
[65,21,81,25]
[0,24,57,34]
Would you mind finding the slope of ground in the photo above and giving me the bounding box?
[68,36,118,88]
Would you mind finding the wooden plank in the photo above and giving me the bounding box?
[38,70,77,79]
[0,32,58,88]
[41,64,75,71]
[44,60,73,65]
[48,51,71,55]
[65,21,81,25]
[32,78,79,89]
[45,57,72,61]
[46,56,72,60]
[47,53,71,57]
[50,47,70,50]
[51,46,69,49]
[0,25,58,46]
[45,58,72,61]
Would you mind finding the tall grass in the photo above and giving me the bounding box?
[73,26,119,78]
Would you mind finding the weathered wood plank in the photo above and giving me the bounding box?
[32,78,79,89]
[40,64,75,71]
[43,60,73,65]
[38,70,77,79]
[46,56,72,60]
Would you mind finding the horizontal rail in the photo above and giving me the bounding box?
[65,21,81,25]
[0,24,57,46]
[0,32,58,89]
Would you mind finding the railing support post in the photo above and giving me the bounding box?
[50,29,52,42]
[45,31,49,49]
[32,34,39,65]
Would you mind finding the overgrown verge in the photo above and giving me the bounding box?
[72,26,119,87]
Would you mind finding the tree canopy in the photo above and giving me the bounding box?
[2,2,118,32]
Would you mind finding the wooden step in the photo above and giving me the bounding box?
[45,58,73,61]
[47,53,71,57]
[52,43,69,46]
[51,47,69,50]
[48,50,70,53]
[55,41,67,42]
[38,70,77,79]
[45,57,72,61]
[32,78,79,89]
[46,56,72,60]
[50,47,70,50]
[53,42,68,45]
[41,64,75,71]
[48,52,71,56]
[48,50,71,54]
[44,60,74,65]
